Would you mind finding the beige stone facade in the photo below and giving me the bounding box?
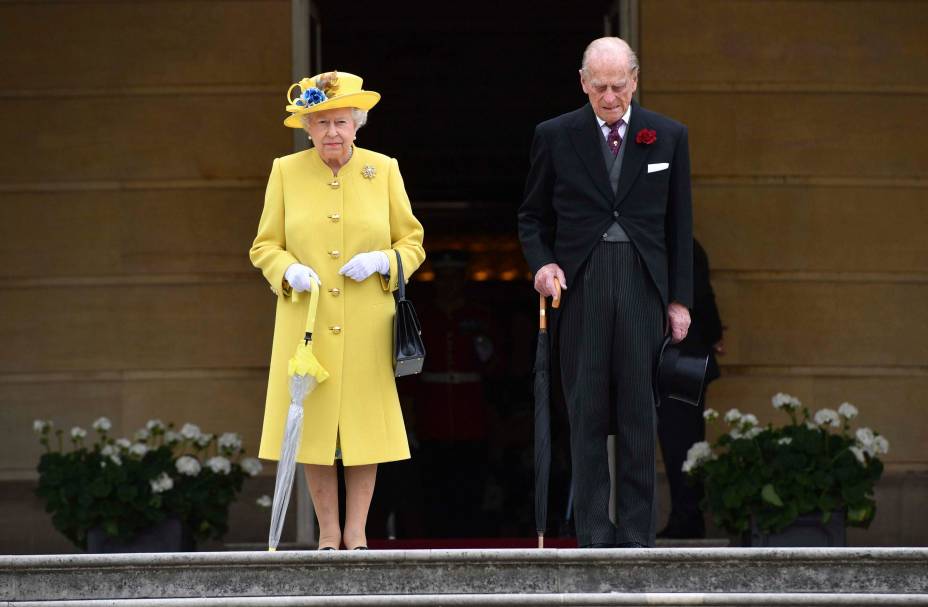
[1,0,926,551]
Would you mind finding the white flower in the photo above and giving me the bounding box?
[206,456,231,475]
[241,457,263,477]
[703,408,719,421]
[129,443,148,457]
[873,435,890,455]
[101,444,116,457]
[146,419,165,432]
[92,417,112,432]
[164,430,182,445]
[856,427,875,448]
[256,495,272,508]
[805,421,818,430]
[741,414,759,427]
[176,455,201,476]
[724,409,742,423]
[813,409,841,428]
[777,437,793,446]
[730,427,744,440]
[682,441,713,473]
[218,432,243,453]
[70,426,87,440]
[180,423,202,440]
[134,428,150,441]
[149,472,174,494]
[33,419,50,434]
[115,438,131,449]
[195,433,214,448]
[745,426,763,439]
[850,446,867,464]
[104,454,123,466]
[772,392,801,410]
[837,402,858,420]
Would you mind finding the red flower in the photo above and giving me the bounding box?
[635,128,657,145]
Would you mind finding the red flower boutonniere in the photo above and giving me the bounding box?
[635,128,657,145]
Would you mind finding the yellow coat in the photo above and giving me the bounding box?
[250,147,425,466]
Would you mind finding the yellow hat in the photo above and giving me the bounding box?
[283,71,381,128]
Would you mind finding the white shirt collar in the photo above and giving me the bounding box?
[595,104,632,130]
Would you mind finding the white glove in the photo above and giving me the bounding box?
[284,263,321,292]
[339,251,390,282]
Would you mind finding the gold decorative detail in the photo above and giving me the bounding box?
[315,71,340,98]
[329,250,341,259]
[329,325,342,335]
[361,165,377,180]
[328,179,340,189]
[328,213,341,222]
[328,288,341,297]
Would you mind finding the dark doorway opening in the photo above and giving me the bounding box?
[319,0,606,545]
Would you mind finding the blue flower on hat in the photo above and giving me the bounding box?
[301,87,327,107]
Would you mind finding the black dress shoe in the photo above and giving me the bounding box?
[582,542,615,548]
[318,546,337,551]
[615,541,647,548]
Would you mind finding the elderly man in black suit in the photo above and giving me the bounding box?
[519,37,693,548]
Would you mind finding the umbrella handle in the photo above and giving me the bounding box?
[304,279,321,338]
[293,280,321,343]
[538,278,562,330]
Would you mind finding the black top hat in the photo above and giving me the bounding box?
[654,336,710,408]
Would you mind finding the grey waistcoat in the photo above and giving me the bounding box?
[599,128,630,241]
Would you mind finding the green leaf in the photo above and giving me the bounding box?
[761,483,784,507]
[87,477,110,499]
[848,504,873,524]
[117,484,138,502]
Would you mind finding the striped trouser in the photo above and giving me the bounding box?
[559,241,664,547]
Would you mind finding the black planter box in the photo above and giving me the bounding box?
[86,517,195,553]
[746,510,846,547]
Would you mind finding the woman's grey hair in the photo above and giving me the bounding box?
[300,107,369,132]
[580,37,639,76]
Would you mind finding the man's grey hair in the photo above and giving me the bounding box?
[300,107,369,132]
[580,37,639,76]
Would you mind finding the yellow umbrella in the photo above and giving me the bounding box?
[268,279,329,551]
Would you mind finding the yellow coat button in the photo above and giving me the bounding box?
[328,213,341,222]
[329,250,341,259]
[329,325,342,335]
[329,288,341,296]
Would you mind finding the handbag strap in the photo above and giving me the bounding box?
[395,250,406,302]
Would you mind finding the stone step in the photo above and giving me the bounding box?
[3,548,927,603]
[222,538,731,551]
[9,593,928,606]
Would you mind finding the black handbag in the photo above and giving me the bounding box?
[393,251,425,377]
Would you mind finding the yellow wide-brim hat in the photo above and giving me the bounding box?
[283,71,380,129]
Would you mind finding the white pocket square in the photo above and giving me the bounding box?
[647,162,669,173]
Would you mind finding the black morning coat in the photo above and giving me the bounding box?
[518,101,694,312]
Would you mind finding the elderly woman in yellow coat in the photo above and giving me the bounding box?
[250,71,425,550]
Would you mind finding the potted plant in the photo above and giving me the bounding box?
[33,417,265,552]
[684,393,888,547]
